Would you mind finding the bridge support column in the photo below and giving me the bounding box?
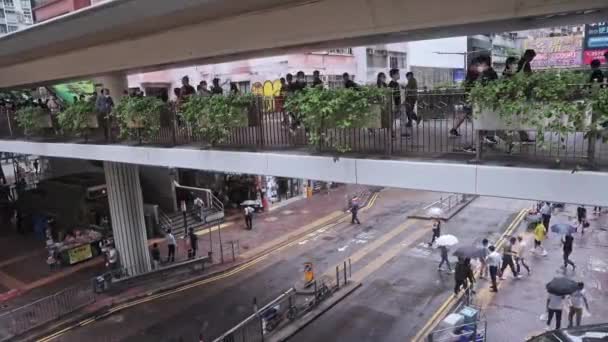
[94,73,128,100]
[104,161,151,276]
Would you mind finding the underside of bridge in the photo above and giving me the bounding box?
[0,0,607,87]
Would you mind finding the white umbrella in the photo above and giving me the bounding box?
[427,207,444,217]
[435,234,459,247]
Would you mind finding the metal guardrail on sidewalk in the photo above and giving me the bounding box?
[0,282,95,342]
[212,259,352,342]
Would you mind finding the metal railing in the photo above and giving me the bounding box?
[0,282,95,342]
[158,208,173,233]
[212,258,352,342]
[3,92,608,169]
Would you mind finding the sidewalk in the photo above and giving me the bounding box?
[480,206,608,341]
[0,184,370,314]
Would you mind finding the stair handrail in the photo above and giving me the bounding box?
[173,181,224,213]
[158,208,173,232]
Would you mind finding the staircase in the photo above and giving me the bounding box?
[161,182,226,237]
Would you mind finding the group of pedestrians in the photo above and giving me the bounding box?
[149,227,200,269]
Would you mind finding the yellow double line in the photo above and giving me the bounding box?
[411,208,527,342]
[38,191,381,342]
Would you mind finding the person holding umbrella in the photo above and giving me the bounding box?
[546,277,580,330]
[438,244,453,273]
[562,233,576,271]
[454,257,475,295]
[428,219,441,247]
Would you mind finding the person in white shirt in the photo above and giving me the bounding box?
[244,206,254,230]
[513,235,531,275]
[166,229,176,262]
[486,245,502,292]
[568,282,590,327]
[547,294,565,330]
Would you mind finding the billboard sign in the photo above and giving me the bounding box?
[583,23,608,64]
[523,35,583,68]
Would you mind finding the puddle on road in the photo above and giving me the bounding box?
[264,216,278,222]
[589,257,608,273]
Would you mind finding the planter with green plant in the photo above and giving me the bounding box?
[15,106,53,137]
[57,101,98,139]
[468,71,599,146]
[284,86,389,152]
[182,94,252,146]
[113,96,165,143]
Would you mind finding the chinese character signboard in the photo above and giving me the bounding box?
[584,23,608,64]
[524,36,583,68]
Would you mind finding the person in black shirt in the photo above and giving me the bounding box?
[151,243,161,269]
[388,69,409,138]
[285,73,295,94]
[342,73,358,89]
[210,78,223,95]
[230,82,240,95]
[188,228,198,259]
[562,233,575,270]
[312,70,323,88]
[590,59,604,84]
[517,49,536,74]
[502,57,518,79]
[376,72,387,88]
[293,71,307,92]
[180,76,196,100]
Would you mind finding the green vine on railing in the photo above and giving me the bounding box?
[468,71,608,149]
[181,94,252,146]
[113,96,164,141]
[58,101,96,136]
[284,86,389,152]
[15,106,51,136]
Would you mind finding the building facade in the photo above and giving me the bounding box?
[0,0,34,36]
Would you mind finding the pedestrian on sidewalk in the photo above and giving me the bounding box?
[500,237,520,279]
[514,235,531,275]
[166,229,176,262]
[547,293,565,330]
[534,222,548,256]
[486,245,501,292]
[477,239,489,279]
[577,205,587,226]
[594,206,602,215]
[568,282,589,327]
[428,219,441,246]
[562,233,576,271]
[540,202,552,233]
[454,257,475,295]
[106,243,119,273]
[244,206,254,230]
[438,245,453,273]
[350,200,361,225]
[151,243,161,269]
[188,228,198,259]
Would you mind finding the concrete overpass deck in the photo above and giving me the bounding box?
[0,0,607,87]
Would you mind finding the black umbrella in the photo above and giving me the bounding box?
[453,245,484,259]
[546,277,579,296]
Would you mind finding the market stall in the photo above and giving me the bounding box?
[46,227,104,266]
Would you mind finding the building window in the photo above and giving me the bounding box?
[0,24,7,34]
[327,48,353,55]
[237,81,250,93]
[20,0,30,9]
[7,24,17,32]
[3,0,14,8]
[389,52,407,69]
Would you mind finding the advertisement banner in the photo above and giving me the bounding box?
[524,36,583,68]
[584,23,608,64]
[68,244,93,265]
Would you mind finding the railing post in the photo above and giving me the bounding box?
[349,258,352,278]
[257,97,265,149]
[587,109,598,168]
[336,265,340,289]
[171,108,177,146]
[343,261,347,283]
